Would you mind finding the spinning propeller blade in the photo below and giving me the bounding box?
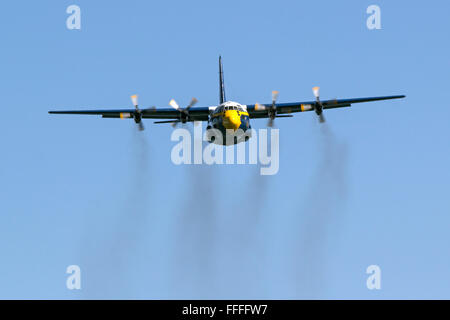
[168,97,199,127]
[267,90,279,127]
[131,94,144,131]
[312,86,326,123]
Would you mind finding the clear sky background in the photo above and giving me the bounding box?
[0,0,449,299]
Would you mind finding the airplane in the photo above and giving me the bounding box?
[49,56,405,145]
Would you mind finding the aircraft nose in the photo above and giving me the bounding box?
[224,110,241,131]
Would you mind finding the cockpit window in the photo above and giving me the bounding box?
[216,105,246,113]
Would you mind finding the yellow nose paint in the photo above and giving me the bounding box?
[223,110,241,131]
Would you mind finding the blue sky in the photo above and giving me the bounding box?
[0,0,449,299]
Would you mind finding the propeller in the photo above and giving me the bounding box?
[131,94,145,131]
[268,90,279,127]
[169,97,198,127]
[254,91,280,127]
[312,86,326,123]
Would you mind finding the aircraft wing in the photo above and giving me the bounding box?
[49,95,405,122]
[246,95,406,118]
[48,106,211,121]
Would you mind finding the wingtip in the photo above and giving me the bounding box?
[385,95,406,101]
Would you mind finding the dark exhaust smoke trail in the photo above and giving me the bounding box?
[217,133,275,298]
[170,126,217,298]
[236,128,276,221]
[228,166,270,298]
[171,129,273,298]
[244,171,268,216]
[82,129,152,299]
[292,123,348,298]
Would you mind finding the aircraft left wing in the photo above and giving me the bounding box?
[246,95,406,118]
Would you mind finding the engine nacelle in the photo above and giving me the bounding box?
[300,104,313,112]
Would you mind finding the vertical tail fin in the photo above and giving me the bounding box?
[219,56,226,104]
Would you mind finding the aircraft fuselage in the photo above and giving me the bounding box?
[206,101,252,145]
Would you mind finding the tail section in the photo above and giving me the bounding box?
[219,56,226,104]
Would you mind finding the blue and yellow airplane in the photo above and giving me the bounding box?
[49,56,405,145]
